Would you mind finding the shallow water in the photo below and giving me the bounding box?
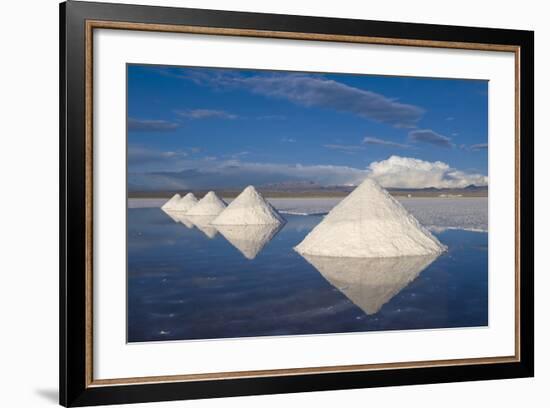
[128,208,488,343]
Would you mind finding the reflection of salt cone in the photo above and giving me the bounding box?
[216,224,283,259]
[300,253,439,315]
[171,212,195,229]
[185,215,218,239]
[162,208,182,223]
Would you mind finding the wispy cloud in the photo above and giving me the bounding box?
[281,137,296,143]
[470,143,488,151]
[363,136,410,149]
[228,151,250,159]
[257,114,286,121]
[128,118,180,132]
[129,145,486,190]
[128,146,187,166]
[129,161,368,191]
[175,69,424,128]
[176,109,238,120]
[323,144,365,153]
[128,145,203,168]
[408,129,453,148]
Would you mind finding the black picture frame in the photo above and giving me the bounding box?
[60,1,534,406]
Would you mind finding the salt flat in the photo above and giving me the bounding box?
[398,197,487,233]
[129,196,488,233]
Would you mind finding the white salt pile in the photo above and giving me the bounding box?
[185,191,227,216]
[161,193,181,211]
[212,185,285,225]
[294,179,446,258]
[301,253,438,314]
[216,224,283,260]
[173,193,198,212]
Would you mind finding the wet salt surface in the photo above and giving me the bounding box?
[129,197,488,233]
[128,208,488,343]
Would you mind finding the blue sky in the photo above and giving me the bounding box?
[127,64,488,191]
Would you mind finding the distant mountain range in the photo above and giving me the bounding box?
[256,182,487,197]
[386,184,488,196]
[129,182,488,198]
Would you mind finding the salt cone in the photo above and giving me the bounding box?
[161,193,181,211]
[294,179,445,258]
[186,191,227,216]
[173,193,199,212]
[212,186,284,225]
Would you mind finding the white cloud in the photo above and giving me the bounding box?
[366,156,488,188]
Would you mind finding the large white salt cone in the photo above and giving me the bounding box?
[294,179,446,258]
[173,193,199,212]
[212,185,285,225]
[300,253,438,315]
[186,191,227,216]
[161,193,181,211]
[216,223,283,260]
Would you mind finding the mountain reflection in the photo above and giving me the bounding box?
[216,224,284,260]
[299,253,439,315]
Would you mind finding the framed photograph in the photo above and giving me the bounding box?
[60,1,534,406]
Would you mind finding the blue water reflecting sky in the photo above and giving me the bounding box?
[128,208,488,342]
